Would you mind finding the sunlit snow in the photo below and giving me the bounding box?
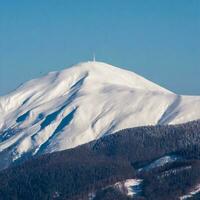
[0,61,200,167]
[180,184,200,200]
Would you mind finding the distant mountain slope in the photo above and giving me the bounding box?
[0,121,200,200]
[0,61,200,168]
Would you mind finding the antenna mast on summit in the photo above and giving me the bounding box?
[93,53,96,62]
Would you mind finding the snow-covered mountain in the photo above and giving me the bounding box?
[0,61,200,168]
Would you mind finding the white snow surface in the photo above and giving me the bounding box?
[180,184,200,199]
[88,178,142,199]
[138,155,180,172]
[122,179,142,197]
[114,179,143,197]
[0,61,200,166]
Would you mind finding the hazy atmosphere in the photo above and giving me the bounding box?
[0,0,199,95]
[1,2,200,199]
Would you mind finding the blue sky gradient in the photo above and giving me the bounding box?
[0,0,199,95]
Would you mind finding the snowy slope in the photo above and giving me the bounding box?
[88,179,143,199]
[0,61,200,168]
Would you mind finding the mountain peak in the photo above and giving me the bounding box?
[0,61,200,169]
[60,61,173,94]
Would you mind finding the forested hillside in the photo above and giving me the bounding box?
[0,121,200,200]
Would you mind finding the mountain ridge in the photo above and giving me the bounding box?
[0,61,200,169]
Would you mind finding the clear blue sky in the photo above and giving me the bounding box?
[0,0,199,95]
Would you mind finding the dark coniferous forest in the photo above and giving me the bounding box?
[0,121,200,199]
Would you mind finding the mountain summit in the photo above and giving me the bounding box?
[0,61,200,168]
